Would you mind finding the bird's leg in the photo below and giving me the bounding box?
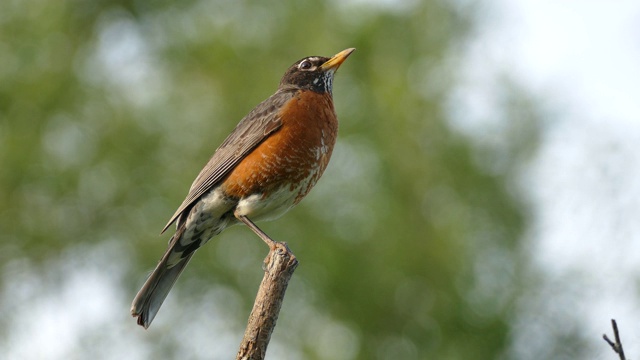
[236,215,278,250]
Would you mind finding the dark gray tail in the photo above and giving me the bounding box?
[131,231,195,329]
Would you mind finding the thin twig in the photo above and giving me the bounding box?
[603,319,626,360]
[236,242,298,360]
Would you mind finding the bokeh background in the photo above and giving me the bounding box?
[1,0,639,359]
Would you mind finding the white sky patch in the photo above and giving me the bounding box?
[506,0,640,125]
[1,242,147,360]
[78,10,168,108]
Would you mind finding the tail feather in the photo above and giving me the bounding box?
[131,230,195,329]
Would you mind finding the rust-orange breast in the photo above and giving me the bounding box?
[222,90,338,201]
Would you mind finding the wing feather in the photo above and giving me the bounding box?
[160,89,298,234]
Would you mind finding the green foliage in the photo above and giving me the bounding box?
[0,0,538,358]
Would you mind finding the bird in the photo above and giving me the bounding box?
[131,48,355,329]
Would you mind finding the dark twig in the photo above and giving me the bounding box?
[236,242,298,360]
[603,319,626,360]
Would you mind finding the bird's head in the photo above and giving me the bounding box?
[279,48,355,94]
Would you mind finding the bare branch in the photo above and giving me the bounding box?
[236,242,298,360]
[603,319,626,360]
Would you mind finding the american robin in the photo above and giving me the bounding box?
[131,48,355,328]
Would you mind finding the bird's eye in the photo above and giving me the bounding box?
[298,60,312,70]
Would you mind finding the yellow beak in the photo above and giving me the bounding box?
[320,48,356,71]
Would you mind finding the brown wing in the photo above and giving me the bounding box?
[160,89,298,234]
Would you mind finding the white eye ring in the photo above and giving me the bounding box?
[298,60,312,70]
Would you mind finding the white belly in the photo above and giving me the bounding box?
[234,171,317,222]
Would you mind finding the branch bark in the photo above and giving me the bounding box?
[236,241,298,360]
[603,319,626,360]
